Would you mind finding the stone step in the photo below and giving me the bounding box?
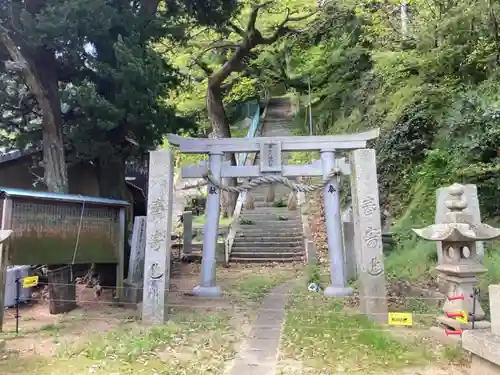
[239,224,303,231]
[240,213,300,219]
[237,230,302,237]
[236,234,303,241]
[238,227,303,233]
[233,241,303,248]
[262,121,292,125]
[240,213,298,218]
[239,218,301,224]
[231,246,304,258]
[244,202,297,209]
[232,246,303,253]
[239,216,301,222]
[233,242,304,253]
[231,253,302,261]
[241,206,296,212]
[229,256,302,263]
[245,197,294,202]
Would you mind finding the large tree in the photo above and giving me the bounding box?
[0,0,69,193]
[0,0,239,199]
[167,0,316,216]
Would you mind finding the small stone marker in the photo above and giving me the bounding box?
[491,285,500,336]
[350,148,388,323]
[436,184,484,262]
[305,240,317,265]
[265,185,275,203]
[128,216,147,283]
[182,211,193,255]
[287,191,297,211]
[142,150,174,324]
[341,206,357,280]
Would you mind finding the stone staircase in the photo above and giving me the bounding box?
[230,97,305,263]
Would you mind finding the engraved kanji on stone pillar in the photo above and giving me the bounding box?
[350,148,387,323]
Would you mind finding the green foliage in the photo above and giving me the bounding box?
[239,218,255,225]
[162,0,317,129]
[272,198,287,208]
[266,0,500,285]
[306,264,321,285]
[0,0,240,190]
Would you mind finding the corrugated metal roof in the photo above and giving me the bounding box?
[0,149,36,164]
[0,187,130,206]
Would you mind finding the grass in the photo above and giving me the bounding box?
[234,275,289,301]
[280,288,461,374]
[0,312,236,375]
[228,266,304,303]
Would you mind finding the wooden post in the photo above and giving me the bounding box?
[116,207,126,301]
[0,198,13,331]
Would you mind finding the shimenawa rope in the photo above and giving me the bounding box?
[203,168,341,193]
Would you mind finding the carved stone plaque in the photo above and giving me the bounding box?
[260,141,282,173]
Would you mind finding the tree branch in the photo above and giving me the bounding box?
[247,1,273,31]
[227,21,246,37]
[192,58,213,76]
[261,10,317,44]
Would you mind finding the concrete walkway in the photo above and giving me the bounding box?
[228,282,292,375]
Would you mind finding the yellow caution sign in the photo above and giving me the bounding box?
[456,310,468,324]
[22,275,39,288]
[388,312,413,326]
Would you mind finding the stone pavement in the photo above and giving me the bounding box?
[228,282,292,375]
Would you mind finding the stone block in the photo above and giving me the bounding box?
[463,329,500,373]
[471,354,500,375]
[128,216,146,283]
[182,211,193,255]
[470,354,500,375]
[215,241,225,264]
[47,265,77,315]
[436,184,484,263]
[123,282,140,304]
[342,221,356,280]
[490,284,500,336]
[305,240,317,265]
[349,149,387,322]
[124,278,143,306]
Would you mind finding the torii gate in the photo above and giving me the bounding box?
[141,129,388,324]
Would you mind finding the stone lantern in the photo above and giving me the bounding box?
[413,183,500,331]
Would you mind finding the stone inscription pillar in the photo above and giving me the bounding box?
[142,150,174,324]
[321,149,353,297]
[350,148,387,322]
[192,151,223,297]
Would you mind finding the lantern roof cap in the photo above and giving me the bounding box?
[413,183,500,242]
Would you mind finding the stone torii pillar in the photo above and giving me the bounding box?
[321,149,352,297]
[192,151,223,297]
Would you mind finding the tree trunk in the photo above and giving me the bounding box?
[0,32,71,314]
[0,32,68,193]
[32,48,69,193]
[206,83,237,217]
